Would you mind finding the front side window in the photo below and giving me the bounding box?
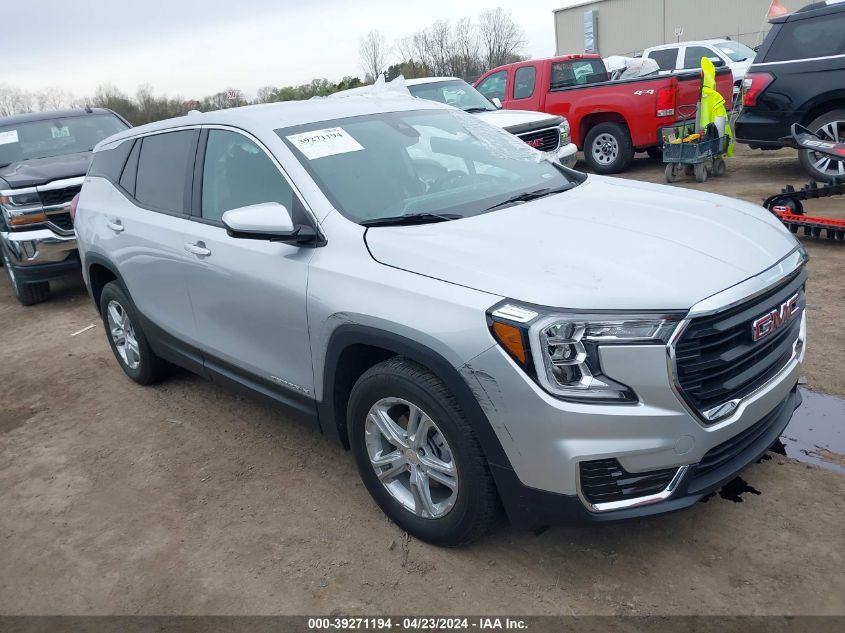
[135,130,196,213]
[683,45,719,69]
[646,48,679,71]
[278,109,580,225]
[550,59,607,90]
[407,80,496,112]
[476,71,507,101]
[201,129,294,223]
[513,67,536,99]
[0,113,128,169]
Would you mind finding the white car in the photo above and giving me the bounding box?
[331,77,578,168]
[642,39,755,99]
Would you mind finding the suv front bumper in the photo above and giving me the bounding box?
[556,142,578,168]
[1,229,79,281]
[462,282,806,528]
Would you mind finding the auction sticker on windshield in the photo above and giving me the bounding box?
[286,127,364,160]
[0,130,19,145]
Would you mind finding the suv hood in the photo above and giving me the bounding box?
[365,176,799,310]
[473,109,562,131]
[0,152,92,189]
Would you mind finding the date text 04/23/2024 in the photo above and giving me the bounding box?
[307,617,528,630]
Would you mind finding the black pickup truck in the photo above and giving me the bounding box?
[0,108,129,305]
[735,0,845,181]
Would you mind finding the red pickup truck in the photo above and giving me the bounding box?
[474,54,734,174]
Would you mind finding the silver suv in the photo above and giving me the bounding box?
[75,97,807,545]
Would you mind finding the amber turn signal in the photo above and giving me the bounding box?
[9,212,49,226]
[492,320,528,364]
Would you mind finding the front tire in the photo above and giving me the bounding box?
[584,122,635,174]
[348,357,499,546]
[1,244,50,306]
[99,281,166,385]
[798,109,845,182]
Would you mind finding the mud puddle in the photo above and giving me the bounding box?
[778,388,845,474]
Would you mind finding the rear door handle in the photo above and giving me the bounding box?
[184,241,211,257]
[106,220,124,233]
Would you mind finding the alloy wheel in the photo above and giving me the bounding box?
[592,133,619,166]
[809,119,845,178]
[106,299,141,370]
[364,397,459,519]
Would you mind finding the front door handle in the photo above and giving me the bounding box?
[106,220,124,233]
[184,241,211,257]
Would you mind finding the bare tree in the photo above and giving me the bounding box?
[256,86,275,103]
[478,7,526,69]
[452,17,482,80]
[359,30,387,84]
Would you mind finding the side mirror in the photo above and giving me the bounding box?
[491,97,503,109]
[708,57,726,68]
[222,202,317,244]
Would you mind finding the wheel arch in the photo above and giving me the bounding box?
[800,95,845,129]
[577,111,629,147]
[84,253,122,314]
[319,324,512,470]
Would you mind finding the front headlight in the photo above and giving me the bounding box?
[488,303,681,403]
[559,120,571,145]
[0,192,41,207]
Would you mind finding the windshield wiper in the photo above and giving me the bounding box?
[464,107,493,113]
[484,185,572,212]
[361,212,462,227]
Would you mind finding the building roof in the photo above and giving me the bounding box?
[553,0,605,13]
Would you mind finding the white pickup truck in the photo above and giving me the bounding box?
[333,76,578,168]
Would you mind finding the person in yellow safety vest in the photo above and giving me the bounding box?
[698,56,734,157]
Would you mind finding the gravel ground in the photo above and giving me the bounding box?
[0,145,842,615]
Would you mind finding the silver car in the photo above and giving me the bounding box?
[75,97,806,545]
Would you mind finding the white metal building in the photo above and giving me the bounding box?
[554,0,808,57]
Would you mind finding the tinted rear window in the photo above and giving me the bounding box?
[764,12,845,62]
[550,59,607,90]
[135,131,196,213]
[88,139,133,182]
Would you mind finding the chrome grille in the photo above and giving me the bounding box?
[673,268,806,420]
[517,127,561,153]
[40,185,81,207]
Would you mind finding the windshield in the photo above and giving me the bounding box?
[407,80,496,112]
[278,109,579,225]
[0,113,128,168]
[714,41,755,62]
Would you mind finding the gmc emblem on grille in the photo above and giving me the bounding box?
[526,138,544,148]
[751,292,801,342]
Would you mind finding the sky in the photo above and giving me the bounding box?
[4,0,584,100]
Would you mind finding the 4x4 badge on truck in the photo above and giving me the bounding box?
[751,292,801,342]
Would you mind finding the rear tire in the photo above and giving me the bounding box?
[713,158,727,177]
[584,122,635,174]
[99,281,166,385]
[348,357,499,546]
[798,109,845,182]
[1,244,50,306]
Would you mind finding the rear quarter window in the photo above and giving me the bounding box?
[134,130,197,213]
[88,139,133,182]
[764,12,845,62]
[646,48,679,71]
[513,67,536,99]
